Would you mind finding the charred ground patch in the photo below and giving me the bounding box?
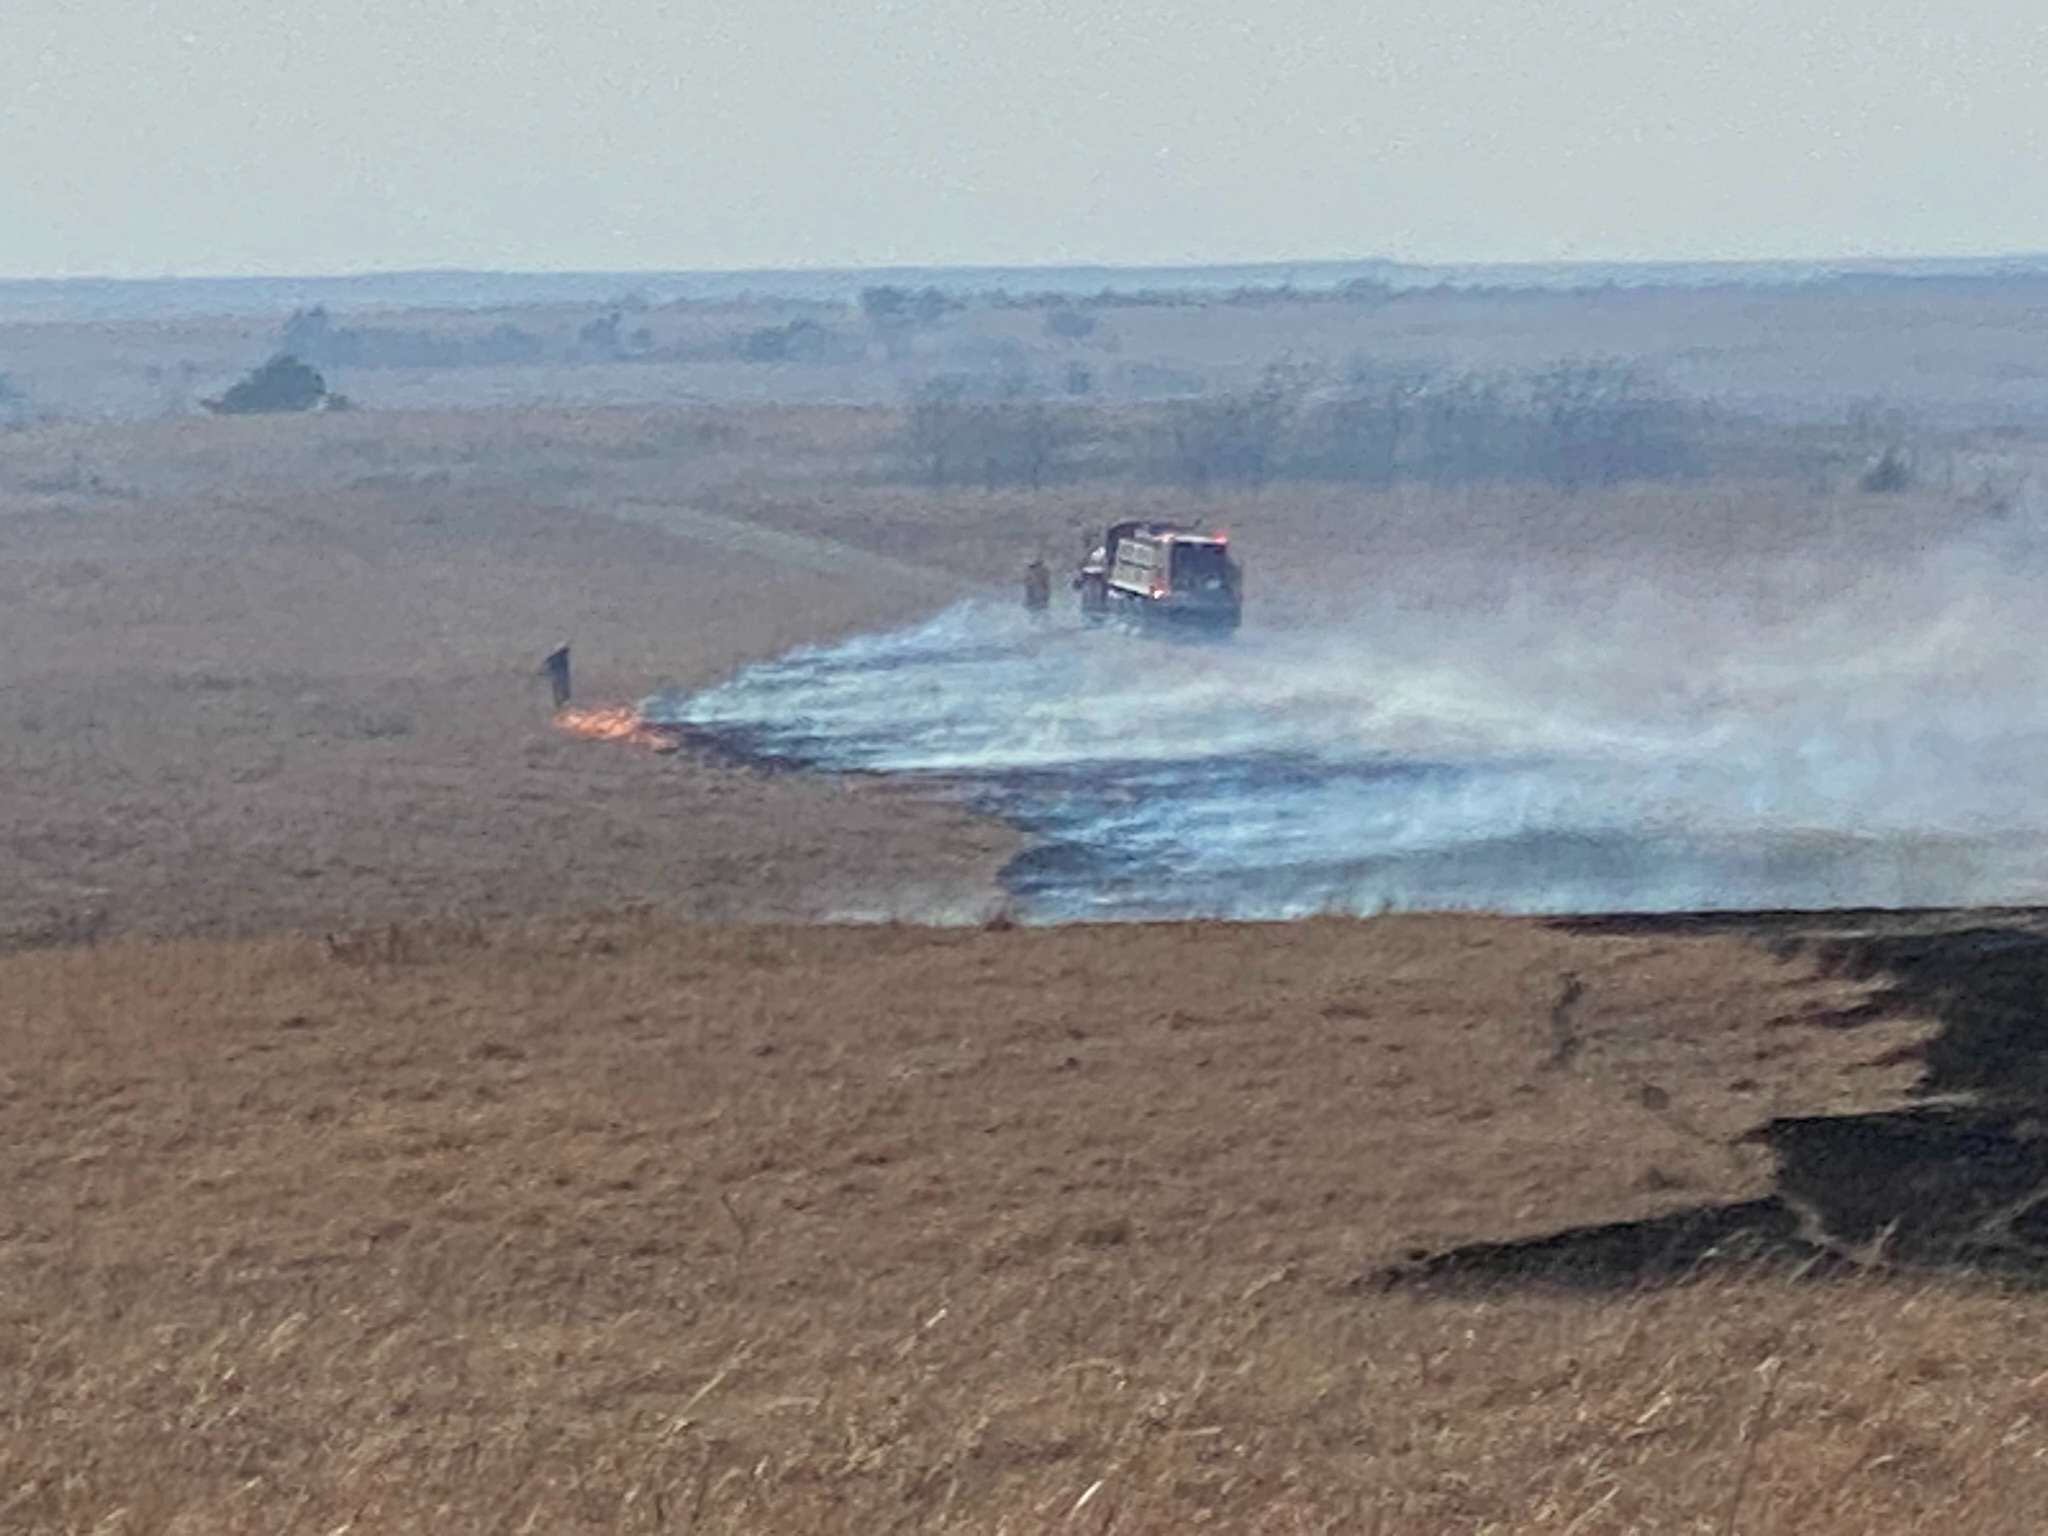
[1390,915,2048,1291]
[1374,1197,1823,1291]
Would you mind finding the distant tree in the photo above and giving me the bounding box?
[860,286,949,359]
[859,287,913,360]
[578,311,623,354]
[203,354,329,415]
[859,286,909,324]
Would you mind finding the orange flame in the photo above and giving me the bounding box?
[554,704,672,750]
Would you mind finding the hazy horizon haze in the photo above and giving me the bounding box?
[6,0,2045,281]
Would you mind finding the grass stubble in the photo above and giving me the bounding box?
[8,349,2048,1528]
[5,912,2044,1533]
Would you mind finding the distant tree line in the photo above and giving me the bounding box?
[575,310,658,356]
[969,277,1399,311]
[905,377,1070,490]
[857,286,954,361]
[898,357,1705,492]
[281,306,550,370]
[1292,360,1698,490]
[734,317,847,364]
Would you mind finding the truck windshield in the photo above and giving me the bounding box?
[1170,542,1230,589]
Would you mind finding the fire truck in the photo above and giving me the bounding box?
[1073,521,1241,634]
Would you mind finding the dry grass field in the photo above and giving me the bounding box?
[6,397,1998,948]
[19,908,2048,1534]
[11,286,2048,1531]
[0,408,1021,947]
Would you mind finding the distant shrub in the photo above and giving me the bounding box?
[203,354,330,415]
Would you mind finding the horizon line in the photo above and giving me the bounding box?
[7,248,2048,289]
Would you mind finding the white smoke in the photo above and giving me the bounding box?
[648,512,2048,918]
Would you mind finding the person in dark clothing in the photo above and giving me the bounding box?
[1023,557,1051,616]
[541,644,572,709]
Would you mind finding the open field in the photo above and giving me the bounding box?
[0,408,1030,946]
[7,388,2043,941]
[11,277,2048,1530]
[20,908,2048,1533]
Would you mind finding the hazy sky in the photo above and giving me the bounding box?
[6,0,2046,279]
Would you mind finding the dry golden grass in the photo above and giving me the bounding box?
[12,911,2037,1533]
[9,392,2048,1530]
[0,407,1015,946]
[0,398,1997,948]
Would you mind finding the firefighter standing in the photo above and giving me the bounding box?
[1023,556,1051,616]
[541,644,572,709]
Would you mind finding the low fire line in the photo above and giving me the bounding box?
[553,704,675,751]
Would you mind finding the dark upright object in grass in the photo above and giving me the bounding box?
[542,645,571,709]
[1023,558,1051,614]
